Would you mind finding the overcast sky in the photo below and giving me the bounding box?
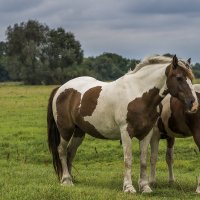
[1,0,200,62]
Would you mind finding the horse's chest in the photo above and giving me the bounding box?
[125,87,162,140]
[127,104,159,140]
[167,114,192,137]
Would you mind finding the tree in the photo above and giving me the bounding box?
[0,64,9,81]
[0,42,9,81]
[46,28,83,69]
[0,41,7,57]
[6,20,49,83]
[192,63,200,78]
[5,20,84,84]
[89,53,139,80]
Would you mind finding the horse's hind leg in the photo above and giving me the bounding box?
[57,127,74,186]
[67,127,85,176]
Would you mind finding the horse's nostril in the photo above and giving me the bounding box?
[190,100,194,105]
[186,99,194,110]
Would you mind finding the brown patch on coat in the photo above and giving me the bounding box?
[56,88,81,141]
[157,118,168,139]
[166,137,175,148]
[157,104,170,139]
[168,97,192,137]
[80,86,102,116]
[126,87,162,140]
[56,87,106,140]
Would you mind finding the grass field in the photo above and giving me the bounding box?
[0,84,200,200]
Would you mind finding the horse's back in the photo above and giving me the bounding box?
[58,76,107,94]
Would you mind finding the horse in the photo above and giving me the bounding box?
[47,55,198,193]
[146,84,200,193]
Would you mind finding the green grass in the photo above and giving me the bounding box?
[194,79,200,84]
[0,84,200,200]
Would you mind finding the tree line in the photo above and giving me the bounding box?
[0,20,199,85]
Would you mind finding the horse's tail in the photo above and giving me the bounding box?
[47,87,62,180]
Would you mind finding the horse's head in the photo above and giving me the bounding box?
[166,55,198,113]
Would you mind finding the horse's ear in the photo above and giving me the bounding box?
[187,58,191,64]
[172,54,178,69]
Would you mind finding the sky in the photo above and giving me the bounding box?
[0,0,200,62]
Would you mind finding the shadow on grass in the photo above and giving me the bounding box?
[72,173,199,198]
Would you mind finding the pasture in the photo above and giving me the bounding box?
[0,84,200,200]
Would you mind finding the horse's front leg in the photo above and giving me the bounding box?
[139,129,153,193]
[120,126,136,193]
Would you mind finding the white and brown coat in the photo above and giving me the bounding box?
[47,55,198,193]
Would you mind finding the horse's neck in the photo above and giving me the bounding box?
[123,64,168,97]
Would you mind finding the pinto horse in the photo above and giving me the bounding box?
[147,84,200,193]
[47,55,198,193]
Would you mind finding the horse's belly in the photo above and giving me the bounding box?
[166,125,192,138]
[84,115,121,139]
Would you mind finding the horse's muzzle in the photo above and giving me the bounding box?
[186,100,199,114]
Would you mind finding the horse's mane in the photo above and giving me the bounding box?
[128,55,172,74]
[127,55,194,80]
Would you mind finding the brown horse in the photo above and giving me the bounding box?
[47,55,198,193]
[148,84,200,193]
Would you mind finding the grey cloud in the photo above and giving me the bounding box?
[0,0,42,12]
[0,0,200,62]
[125,0,200,14]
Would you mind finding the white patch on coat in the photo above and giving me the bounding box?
[160,95,174,137]
[186,78,199,110]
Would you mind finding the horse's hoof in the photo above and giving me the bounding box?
[196,187,200,194]
[124,185,136,193]
[61,182,74,186]
[61,177,74,186]
[141,185,153,193]
[169,178,175,183]
[168,179,175,185]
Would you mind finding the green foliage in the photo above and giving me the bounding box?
[0,85,200,199]
[0,42,9,81]
[194,79,200,84]
[5,20,84,84]
[0,64,9,81]
[91,53,136,80]
[47,28,83,68]
[163,53,174,58]
[78,53,139,81]
[192,63,200,78]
